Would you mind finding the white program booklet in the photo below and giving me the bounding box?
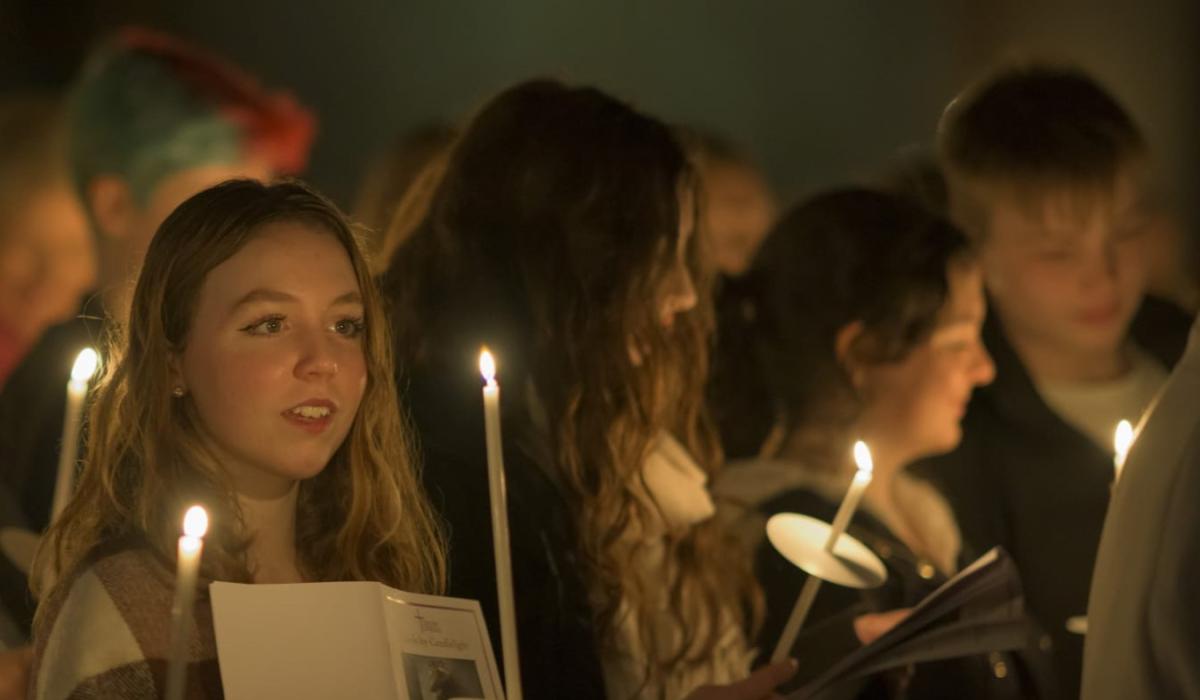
[211,581,503,699]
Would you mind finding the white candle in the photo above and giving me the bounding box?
[825,441,874,550]
[1113,419,1134,480]
[166,505,208,700]
[479,349,522,700]
[50,348,99,522]
[771,440,875,662]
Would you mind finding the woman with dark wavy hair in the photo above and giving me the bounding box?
[385,79,794,699]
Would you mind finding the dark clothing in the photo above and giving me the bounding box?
[914,297,1193,699]
[756,487,1049,699]
[400,360,606,700]
[709,274,775,460]
[0,300,104,643]
[0,300,105,532]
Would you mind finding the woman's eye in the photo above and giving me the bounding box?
[241,315,286,335]
[333,317,365,337]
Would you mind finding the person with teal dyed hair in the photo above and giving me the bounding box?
[0,26,316,544]
[68,26,315,320]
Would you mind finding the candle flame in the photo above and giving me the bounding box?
[182,505,208,538]
[853,440,874,475]
[1114,420,1134,461]
[479,348,496,384]
[71,348,100,383]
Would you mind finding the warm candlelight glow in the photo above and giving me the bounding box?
[853,440,874,475]
[479,348,496,385]
[1114,420,1133,463]
[183,505,209,539]
[70,348,99,383]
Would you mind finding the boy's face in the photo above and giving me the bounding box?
[970,174,1149,361]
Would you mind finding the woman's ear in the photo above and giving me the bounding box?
[835,320,867,391]
[167,350,186,397]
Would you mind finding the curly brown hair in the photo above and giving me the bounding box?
[386,79,758,691]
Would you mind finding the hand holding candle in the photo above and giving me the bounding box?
[1113,419,1134,480]
[479,349,522,700]
[772,441,875,663]
[51,348,100,523]
[166,505,208,700]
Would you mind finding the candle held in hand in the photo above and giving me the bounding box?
[826,441,874,550]
[771,440,875,663]
[166,505,208,700]
[51,348,100,522]
[479,349,522,700]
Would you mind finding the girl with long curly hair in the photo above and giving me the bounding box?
[30,179,445,697]
[385,79,794,700]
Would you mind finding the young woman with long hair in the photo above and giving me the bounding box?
[385,79,794,699]
[30,179,445,697]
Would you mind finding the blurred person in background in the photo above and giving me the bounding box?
[685,130,779,462]
[0,96,94,390]
[353,122,456,269]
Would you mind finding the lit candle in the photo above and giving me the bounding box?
[166,505,208,700]
[1113,419,1134,480]
[479,349,522,700]
[772,440,875,662]
[826,441,875,549]
[50,348,99,522]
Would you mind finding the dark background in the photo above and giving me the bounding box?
[2,0,1196,232]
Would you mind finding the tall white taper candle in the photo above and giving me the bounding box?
[50,348,99,522]
[166,505,208,700]
[480,349,523,700]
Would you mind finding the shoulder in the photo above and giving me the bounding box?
[31,549,165,700]
[32,548,220,700]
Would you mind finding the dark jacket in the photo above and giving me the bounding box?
[400,359,607,700]
[733,473,1050,699]
[914,297,1193,699]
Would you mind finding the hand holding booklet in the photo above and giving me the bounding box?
[211,582,503,699]
[786,547,1033,699]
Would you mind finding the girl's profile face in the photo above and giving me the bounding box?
[178,221,367,497]
[858,260,995,460]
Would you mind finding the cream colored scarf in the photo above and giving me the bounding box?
[600,432,754,700]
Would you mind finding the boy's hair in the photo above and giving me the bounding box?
[68,27,315,207]
[937,63,1146,230]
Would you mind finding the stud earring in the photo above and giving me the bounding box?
[172,386,185,398]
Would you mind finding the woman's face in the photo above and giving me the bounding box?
[0,185,94,342]
[656,186,699,328]
[178,221,368,497]
[857,260,995,462]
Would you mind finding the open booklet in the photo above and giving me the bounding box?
[211,582,503,699]
[786,547,1033,699]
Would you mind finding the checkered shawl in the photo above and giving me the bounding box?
[30,548,222,699]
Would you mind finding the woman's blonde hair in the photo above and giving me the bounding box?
[33,179,445,616]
